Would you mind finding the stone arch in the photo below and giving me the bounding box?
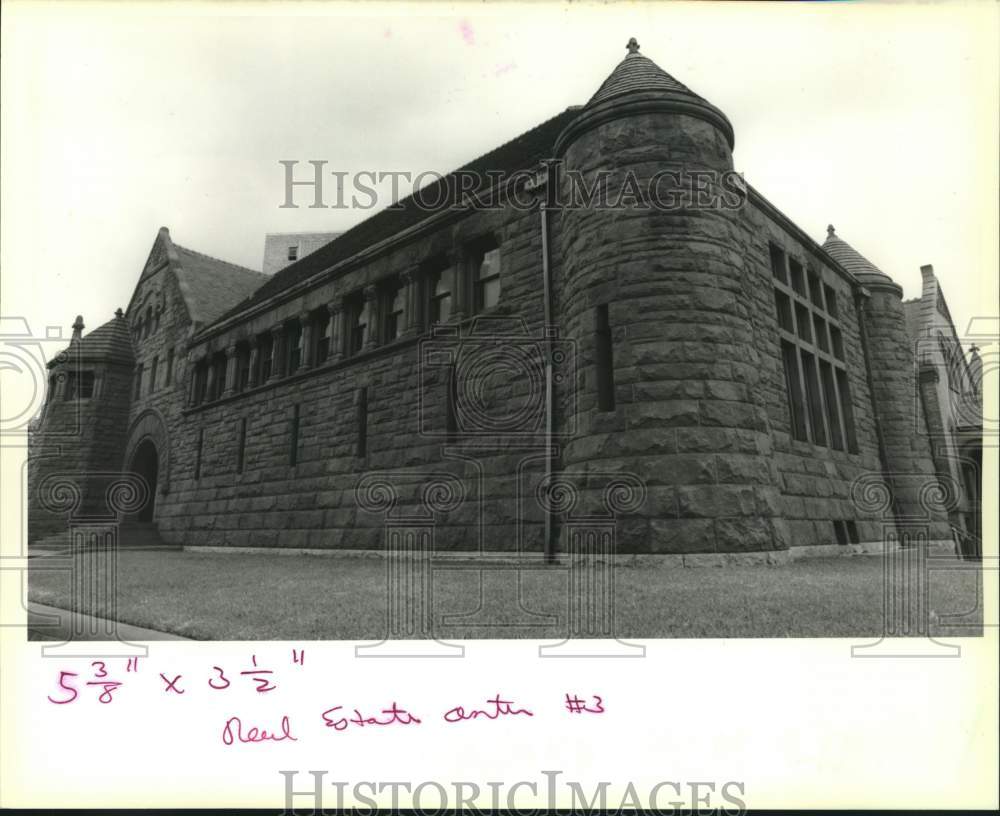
[123,408,171,496]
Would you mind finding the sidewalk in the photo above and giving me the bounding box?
[27,601,190,641]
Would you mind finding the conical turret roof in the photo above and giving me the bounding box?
[822,225,896,288]
[557,38,734,152]
[587,38,700,107]
[49,310,134,368]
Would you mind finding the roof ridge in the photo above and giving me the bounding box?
[198,105,580,335]
[174,243,264,277]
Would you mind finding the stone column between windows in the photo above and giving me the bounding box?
[269,324,284,381]
[363,284,379,350]
[401,267,419,336]
[299,311,314,371]
[327,302,343,362]
[223,344,238,396]
[450,249,467,322]
[247,336,259,388]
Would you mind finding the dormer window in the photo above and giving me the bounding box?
[288,245,299,262]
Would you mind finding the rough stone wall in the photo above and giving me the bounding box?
[123,261,198,519]
[156,197,556,552]
[740,209,891,548]
[28,355,134,541]
[860,286,951,538]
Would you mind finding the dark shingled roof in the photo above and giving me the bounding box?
[208,106,581,329]
[588,50,698,107]
[172,245,269,326]
[51,314,134,367]
[821,225,894,286]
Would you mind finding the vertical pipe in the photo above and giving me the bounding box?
[540,203,556,563]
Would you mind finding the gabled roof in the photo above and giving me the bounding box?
[49,312,134,368]
[130,227,270,329]
[821,225,896,287]
[172,244,269,325]
[206,106,582,331]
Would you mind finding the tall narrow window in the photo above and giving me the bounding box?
[473,245,501,312]
[143,306,153,339]
[594,304,615,412]
[356,387,368,457]
[836,369,859,453]
[258,331,274,382]
[788,258,806,297]
[64,372,77,401]
[194,428,204,479]
[315,311,331,364]
[781,340,808,441]
[446,364,458,440]
[289,404,300,466]
[133,365,143,400]
[149,356,159,394]
[345,292,368,357]
[383,279,406,342]
[286,320,303,373]
[819,360,844,451]
[211,353,227,400]
[288,245,298,261]
[237,344,251,392]
[193,361,208,405]
[79,371,95,399]
[800,351,827,447]
[165,347,175,387]
[152,308,161,334]
[237,417,247,474]
[769,244,788,284]
[428,267,453,325]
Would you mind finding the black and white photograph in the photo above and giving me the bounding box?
[1,1,997,811]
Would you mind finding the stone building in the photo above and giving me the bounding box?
[28,40,982,560]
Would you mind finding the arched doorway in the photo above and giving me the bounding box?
[130,438,159,522]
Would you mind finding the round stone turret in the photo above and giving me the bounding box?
[822,228,951,540]
[553,40,783,556]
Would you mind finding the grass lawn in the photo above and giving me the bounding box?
[27,549,983,640]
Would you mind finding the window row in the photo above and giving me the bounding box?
[132,302,163,342]
[133,348,176,400]
[193,392,369,478]
[188,241,501,407]
[770,244,858,452]
[48,370,96,402]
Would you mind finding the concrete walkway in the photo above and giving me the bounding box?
[27,601,190,641]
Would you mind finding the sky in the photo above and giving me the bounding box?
[2,1,997,349]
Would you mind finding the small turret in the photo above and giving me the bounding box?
[71,315,85,340]
[823,227,950,540]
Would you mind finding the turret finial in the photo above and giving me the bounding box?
[970,344,980,357]
[71,315,84,340]
[827,224,836,237]
[626,37,640,55]
[114,307,124,320]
